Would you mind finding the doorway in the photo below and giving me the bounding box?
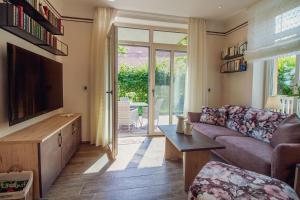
[115,25,188,136]
[117,45,150,137]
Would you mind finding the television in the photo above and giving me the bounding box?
[7,43,63,126]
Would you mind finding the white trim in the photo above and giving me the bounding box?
[116,10,188,24]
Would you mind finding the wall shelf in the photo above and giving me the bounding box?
[220,68,247,74]
[1,25,47,45]
[0,2,68,56]
[7,0,63,35]
[220,42,247,73]
[222,54,244,61]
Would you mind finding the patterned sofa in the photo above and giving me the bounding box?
[188,105,300,185]
[188,161,299,200]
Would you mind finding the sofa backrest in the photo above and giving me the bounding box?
[224,105,288,144]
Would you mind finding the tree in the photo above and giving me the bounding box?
[277,56,296,96]
[118,46,128,55]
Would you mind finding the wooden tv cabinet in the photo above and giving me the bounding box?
[0,114,82,199]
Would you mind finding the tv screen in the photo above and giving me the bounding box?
[7,43,63,126]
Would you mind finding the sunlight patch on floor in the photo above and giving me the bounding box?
[83,153,110,174]
[107,137,146,171]
[138,137,165,168]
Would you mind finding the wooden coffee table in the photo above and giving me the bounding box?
[159,125,225,191]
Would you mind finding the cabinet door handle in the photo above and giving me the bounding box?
[58,134,62,147]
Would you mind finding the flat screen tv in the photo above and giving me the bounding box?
[7,43,63,126]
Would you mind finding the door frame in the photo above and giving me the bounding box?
[107,24,118,159]
[150,46,187,135]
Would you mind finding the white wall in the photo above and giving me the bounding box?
[221,13,253,106]
[206,34,224,107]
[251,60,265,108]
[62,20,93,141]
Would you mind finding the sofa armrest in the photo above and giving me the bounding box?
[188,112,201,123]
[271,143,300,185]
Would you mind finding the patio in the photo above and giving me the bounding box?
[118,114,179,137]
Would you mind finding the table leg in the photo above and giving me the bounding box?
[183,151,210,191]
[165,137,182,161]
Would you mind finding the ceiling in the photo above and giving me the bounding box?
[63,0,258,20]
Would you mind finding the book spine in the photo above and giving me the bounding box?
[57,18,62,33]
[18,6,23,29]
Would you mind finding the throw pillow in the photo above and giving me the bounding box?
[245,108,288,143]
[224,105,249,134]
[271,114,300,148]
[199,107,227,126]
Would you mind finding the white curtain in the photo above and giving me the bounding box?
[246,0,300,61]
[184,18,207,113]
[90,7,116,146]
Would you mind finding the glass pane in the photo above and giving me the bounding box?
[172,52,187,125]
[153,31,187,45]
[277,55,296,95]
[117,45,149,136]
[118,27,149,42]
[155,50,171,129]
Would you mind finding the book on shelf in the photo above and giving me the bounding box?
[9,4,59,48]
[25,0,63,33]
[26,0,40,10]
[40,3,62,33]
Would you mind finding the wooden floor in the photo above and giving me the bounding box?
[44,137,187,200]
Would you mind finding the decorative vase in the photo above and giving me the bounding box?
[176,116,185,133]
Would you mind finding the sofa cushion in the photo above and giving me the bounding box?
[243,108,288,143]
[199,107,227,126]
[271,114,300,148]
[188,161,299,200]
[193,123,244,140]
[224,105,249,134]
[214,136,273,175]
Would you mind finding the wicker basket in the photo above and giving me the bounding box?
[0,171,33,200]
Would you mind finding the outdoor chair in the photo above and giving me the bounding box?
[141,98,164,127]
[118,101,139,132]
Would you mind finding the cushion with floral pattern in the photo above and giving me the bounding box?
[200,107,227,127]
[188,161,299,200]
[224,105,249,135]
[243,108,288,143]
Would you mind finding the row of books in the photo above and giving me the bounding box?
[220,59,247,73]
[25,0,62,33]
[12,5,59,48]
[221,42,247,59]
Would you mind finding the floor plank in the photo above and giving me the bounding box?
[44,137,187,200]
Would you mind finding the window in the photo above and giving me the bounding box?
[268,55,299,96]
[118,27,149,42]
[153,31,187,45]
[266,54,300,115]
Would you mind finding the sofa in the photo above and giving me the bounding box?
[188,161,300,200]
[188,105,300,185]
